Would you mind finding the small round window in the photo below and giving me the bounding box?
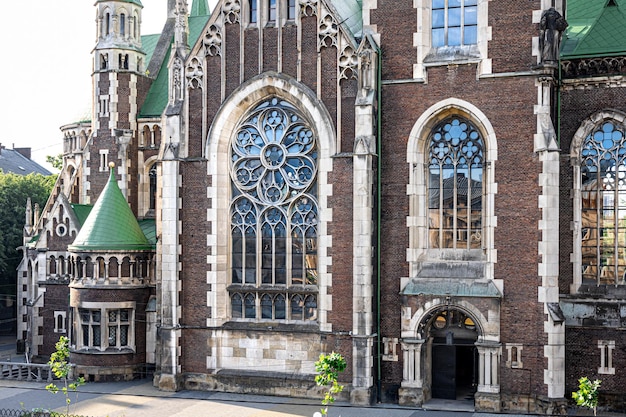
[56,224,67,237]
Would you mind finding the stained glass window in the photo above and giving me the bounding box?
[581,121,626,285]
[230,97,318,320]
[428,117,484,249]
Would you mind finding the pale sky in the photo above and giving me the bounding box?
[0,0,217,171]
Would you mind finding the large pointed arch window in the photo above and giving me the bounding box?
[230,97,318,321]
[428,117,484,249]
[580,121,626,285]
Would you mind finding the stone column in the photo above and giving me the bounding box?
[350,41,379,406]
[398,339,425,406]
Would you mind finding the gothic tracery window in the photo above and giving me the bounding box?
[230,97,318,321]
[580,121,626,285]
[428,117,484,249]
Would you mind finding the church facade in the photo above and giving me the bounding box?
[17,0,626,413]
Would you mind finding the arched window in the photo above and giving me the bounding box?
[580,121,626,285]
[432,0,477,47]
[120,13,126,36]
[230,97,318,321]
[427,116,484,249]
[149,164,157,211]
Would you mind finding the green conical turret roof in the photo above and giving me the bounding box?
[190,0,210,17]
[69,165,153,252]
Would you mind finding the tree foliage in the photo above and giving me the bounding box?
[572,376,601,416]
[0,172,55,283]
[46,336,86,415]
[46,154,64,171]
[314,352,347,416]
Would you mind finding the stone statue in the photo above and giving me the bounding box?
[539,7,568,63]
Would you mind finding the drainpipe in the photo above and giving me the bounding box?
[375,43,383,403]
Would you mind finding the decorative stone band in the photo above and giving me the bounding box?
[561,57,626,78]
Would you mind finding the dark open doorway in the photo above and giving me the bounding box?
[428,309,478,402]
[431,339,477,400]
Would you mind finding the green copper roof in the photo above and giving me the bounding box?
[139,46,171,117]
[69,166,153,252]
[190,0,210,17]
[402,279,502,298]
[330,0,363,38]
[141,34,161,68]
[71,204,93,226]
[562,0,626,58]
[139,14,211,117]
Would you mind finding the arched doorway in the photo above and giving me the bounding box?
[424,307,478,401]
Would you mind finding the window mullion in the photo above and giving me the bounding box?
[452,163,458,249]
[444,0,449,46]
[439,162,444,248]
[614,182,619,284]
[596,170,602,285]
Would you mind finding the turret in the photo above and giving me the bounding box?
[94,0,146,73]
[89,0,147,205]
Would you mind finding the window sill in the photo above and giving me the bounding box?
[71,347,136,354]
[424,45,481,67]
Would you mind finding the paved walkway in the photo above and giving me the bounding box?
[0,335,620,417]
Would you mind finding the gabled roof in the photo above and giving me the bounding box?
[561,0,626,58]
[0,147,52,176]
[139,7,211,118]
[69,166,153,252]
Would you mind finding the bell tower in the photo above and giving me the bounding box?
[90,0,147,204]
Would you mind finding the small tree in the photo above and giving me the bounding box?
[572,376,601,416]
[314,352,347,416]
[46,336,85,415]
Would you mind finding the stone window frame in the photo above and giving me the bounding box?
[205,74,335,332]
[99,149,109,172]
[406,98,498,283]
[505,343,523,369]
[598,340,616,375]
[569,110,626,293]
[54,311,67,334]
[74,301,136,353]
[413,0,492,80]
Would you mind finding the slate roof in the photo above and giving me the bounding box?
[561,0,626,58]
[0,147,52,176]
[69,166,154,252]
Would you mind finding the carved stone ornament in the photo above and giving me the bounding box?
[203,24,222,57]
[354,135,375,155]
[339,45,358,80]
[359,47,374,91]
[173,57,183,92]
[300,0,317,17]
[561,57,626,78]
[223,0,241,24]
[186,57,204,89]
[165,142,180,159]
[319,13,338,48]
